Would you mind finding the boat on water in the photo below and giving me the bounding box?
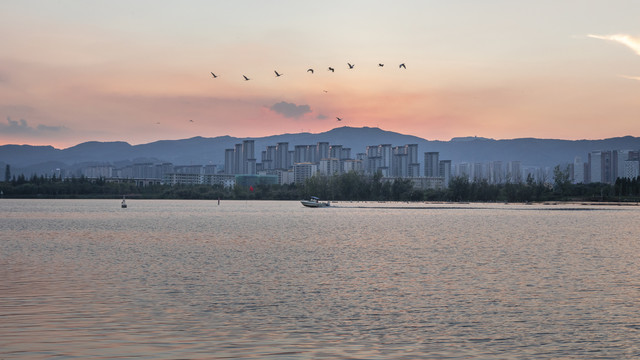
[301,196,330,208]
[121,196,127,208]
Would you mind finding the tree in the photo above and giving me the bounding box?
[4,164,9,183]
[336,171,365,200]
[449,176,470,201]
[391,178,413,201]
[369,170,383,200]
[553,165,571,198]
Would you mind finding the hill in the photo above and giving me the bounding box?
[2,127,640,176]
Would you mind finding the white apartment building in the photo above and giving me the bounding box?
[293,162,318,184]
[319,158,341,176]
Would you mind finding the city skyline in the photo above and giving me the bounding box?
[1,1,640,148]
[42,137,640,189]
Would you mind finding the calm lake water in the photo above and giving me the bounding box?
[1,199,639,359]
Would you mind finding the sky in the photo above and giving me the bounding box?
[1,0,640,149]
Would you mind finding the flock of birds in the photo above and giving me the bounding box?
[208,62,407,122]
[209,62,406,81]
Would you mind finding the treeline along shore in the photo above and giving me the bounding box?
[2,168,640,203]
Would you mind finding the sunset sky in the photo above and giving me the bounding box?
[1,1,640,148]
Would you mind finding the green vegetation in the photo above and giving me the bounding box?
[1,168,639,203]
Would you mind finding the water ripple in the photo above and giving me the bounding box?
[1,200,640,359]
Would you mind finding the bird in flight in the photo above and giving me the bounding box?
[336,117,342,121]
[328,67,335,72]
[307,68,314,74]
[399,63,406,69]
[243,75,250,81]
[378,63,384,67]
[347,63,355,69]
[274,70,283,77]
[210,72,218,78]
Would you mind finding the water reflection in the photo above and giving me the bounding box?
[1,200,639,359]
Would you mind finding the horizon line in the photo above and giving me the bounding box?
[1,126,639,150]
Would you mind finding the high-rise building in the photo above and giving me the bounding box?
[625,159,640,179]
[82,165,114,179]
[457,162,470,180]
[405,144,419,177]
[573,156,584,184]
[245,159,256,175]
[589,150,614,184]
[295,145,317,164]
[242,140,255,175]
[408,163,420,178]
[506,161,522,183]
[224,149,235,174]
[392,152,408,178]
[439,160,452,187]
[367,155,382,175]
[287,150,294,169]
[424,152,439,177]
[316,142,329,161]
[319,158,341,175]
[341,148,351,160]
[404,144,418,164]
[489,161,503,184]
[262,146,277,170]
[616,150,632,180]
[365,145,381,175]
[275,142,289,170]
[234,143,243,175]
[132,163,155,179]
[622,151,640,179]
[379,144,393,169]
[343,159,364,174]
[294,145,309,164]
[329,145,342,159]
[174,165,201,174]
[472,163,484,181]
[392,146,406,177]
[293,162,317,183]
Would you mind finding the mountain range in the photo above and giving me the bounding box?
[2,126,640,176]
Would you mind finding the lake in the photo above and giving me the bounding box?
[1,199,639,359]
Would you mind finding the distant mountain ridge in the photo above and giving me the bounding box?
[2,126,640,176]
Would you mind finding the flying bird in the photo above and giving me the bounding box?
[243,75,250,81]
[210,72,218,78]
[378,63,384,67]
[274,70,283,77]
[189,119,194,123]
[347,63,355,69]
[336,117,342,121]
[328,67,335,72]
[307,68,314,74]
[399,63,406,69]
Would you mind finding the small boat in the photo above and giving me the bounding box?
[121,196,127,208]
[301,196,330,208]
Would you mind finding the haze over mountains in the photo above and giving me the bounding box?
[2,126,640,177]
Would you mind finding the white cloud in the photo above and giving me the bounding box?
[588,34,640,56]
[620,75,640,81]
